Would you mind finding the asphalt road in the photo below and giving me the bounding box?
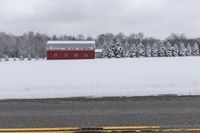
[0,96,200,128]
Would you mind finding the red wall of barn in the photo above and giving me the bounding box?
[47,50,95,60]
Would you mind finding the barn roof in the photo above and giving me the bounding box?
[47,41,95,45]
[47,41,95,50]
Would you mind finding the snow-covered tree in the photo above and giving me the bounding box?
[116,46,124,58]
[179,43,187,56]
[192,43,199,56]
[165,42,172,57]
[77,34,85,41]
[27,54,32,61]
[110,40,121,58]
[4,55,9,61]
[122,41,130,57]
[172,44,179,57]
[108,39,125,58]
[151,43,158,57]
[129,43,137,58]
[35,55,39,60]
[103,42,109,58]
[186,44,192,56]
[103,42,114,58]
[145,44,151,57]
[136,43,145,57]
[20,55,24,61]
[158,43,166,57]
[13,57,17,61]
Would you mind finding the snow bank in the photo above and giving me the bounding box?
[1,57,200,99]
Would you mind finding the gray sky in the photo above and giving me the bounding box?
[0,0,200,39]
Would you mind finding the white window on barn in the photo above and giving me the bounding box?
[84,54,88,57]
[54,53,58,57]
[64,54,68,58]
[74,53,78,58]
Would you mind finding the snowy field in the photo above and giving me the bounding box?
[0,57,200,99]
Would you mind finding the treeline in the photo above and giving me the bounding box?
[0,32,93,59]
[0,31,199,59]
[100,32,200,58]
[0,32,48,58]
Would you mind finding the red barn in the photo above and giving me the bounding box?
[47,41,95,60]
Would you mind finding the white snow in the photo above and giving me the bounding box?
[47,41,95,44]
[0,57,200,99]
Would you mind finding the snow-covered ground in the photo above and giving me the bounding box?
[0,57,200,99]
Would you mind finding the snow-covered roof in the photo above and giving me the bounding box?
[47,41,95,45]
[47,41,95,50]
[95,49,103,52]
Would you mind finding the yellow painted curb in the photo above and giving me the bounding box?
[103,126,160,129]
[0,126,200,132]
[159,128,200,132]
[0,126,159,132]
[0,128,78,131]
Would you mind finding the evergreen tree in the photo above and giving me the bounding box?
[4,55,9,61]
[35,55,39,60]
[103,43,110,58]
[179,43,187,56]
[110,42,118,58]
[136,43,145,57]
[145,44,151,57]
[13,57,17,61]
[151,43,158,57]
[116,46,124,58]
[158,43,166,57]
[192,43,199,56]
[27,54,32,61]
[122,41,130,57]
[113,39,124,58]
[103,42,114,58]
[186,44,192,56]
[172,44,179,57]
[20,55,24,61]
[165,42,172,57]
[129,43,137,58]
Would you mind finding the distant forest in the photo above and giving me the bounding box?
[0,31,199,59]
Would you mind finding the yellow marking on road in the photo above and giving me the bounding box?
[159,128,200,132]
[0,128,78,132]
[0,126,200,132]
[103,126,160,129]
[0,128,78,131]
[0,128,77,133]
[0,132,71,133]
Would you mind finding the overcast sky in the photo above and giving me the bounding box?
[0,0,199,39]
